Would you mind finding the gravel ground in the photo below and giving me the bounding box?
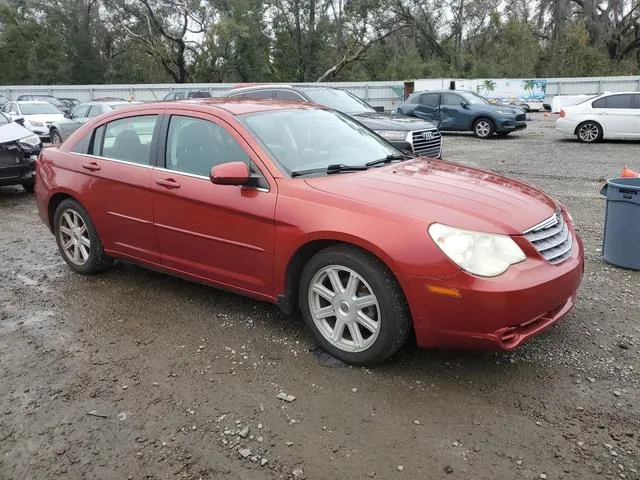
[1,113,639,480]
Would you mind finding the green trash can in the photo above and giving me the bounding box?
[600,177,640,270]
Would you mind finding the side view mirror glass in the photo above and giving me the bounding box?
[210,161,250,186]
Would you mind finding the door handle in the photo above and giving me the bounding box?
[81,161,101,172]
[155,178,181,189]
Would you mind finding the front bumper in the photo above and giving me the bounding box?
[496,118,527,132]
[398,233,584,350]
[0,155,37,186]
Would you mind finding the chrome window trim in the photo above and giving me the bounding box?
[68,152,155,169]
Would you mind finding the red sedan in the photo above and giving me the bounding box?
[35,99,584,364]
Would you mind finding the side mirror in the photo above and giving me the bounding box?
[13,116,25,125]
[460,102,470,109]
[210,161,250,186]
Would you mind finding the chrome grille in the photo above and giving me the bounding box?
[524,211,573,264]
[410,129,442,158]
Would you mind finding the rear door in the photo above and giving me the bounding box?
[439,92,466,131]
[72,111,162,264]
[150,111,276,297]
[594,94,637,138]
[413,93,441,124]
[633,93,640,137]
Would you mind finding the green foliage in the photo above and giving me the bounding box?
[0,0,638,85]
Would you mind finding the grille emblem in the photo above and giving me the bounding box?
[422,131,434,141]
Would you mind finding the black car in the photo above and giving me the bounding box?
[0,112,42,192]
[16,94,69,115]
[163,90,212,100]
[224,85,443,158]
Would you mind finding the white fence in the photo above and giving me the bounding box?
[2,76,638,111]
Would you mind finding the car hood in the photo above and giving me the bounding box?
[480,104,523,115]
[304,159,557,234]
[0,121,36,144]
[23,114,66,122]
[350,111,437,131]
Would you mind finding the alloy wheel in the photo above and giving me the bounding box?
[578,123,599,142]
[58,209,91,265]
[475,120,491,138]
[308,265,381,353]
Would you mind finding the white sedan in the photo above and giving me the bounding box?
[1,101,66,140]
[556,92,640,143]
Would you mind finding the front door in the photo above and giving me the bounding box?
[151,113,276,298]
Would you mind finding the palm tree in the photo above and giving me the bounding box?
[522,79,536,98]
[481,80,496,96]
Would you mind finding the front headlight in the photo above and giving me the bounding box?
[27,120,45,127]
[18,134,42,149]
[495,109,515,116]
[376,130,408,142]
[428,223,526,277]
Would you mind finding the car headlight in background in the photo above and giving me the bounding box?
[18,134,42,149]
[376,130,408,142]
[428,223,526,277]
[27,120,45,127]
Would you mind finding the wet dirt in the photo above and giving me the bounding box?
[1,114,638,479]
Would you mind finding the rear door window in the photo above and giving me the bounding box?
[97,115,158,165]
[605,94,634,109]
[420,93,440,107]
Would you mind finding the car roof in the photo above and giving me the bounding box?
[228,84,339,95]
[122,98,325,116]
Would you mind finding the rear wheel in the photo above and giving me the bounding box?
[473,118,494,139]
[299,245,411,365]
[576,121,602,143]
[53,199,112,274]
[50,129,62,145]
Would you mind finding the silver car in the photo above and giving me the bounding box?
[49,101,140,144]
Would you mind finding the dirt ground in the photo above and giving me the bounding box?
[1,113,639,480]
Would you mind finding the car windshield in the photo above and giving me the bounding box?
[300,88,374,114]
[20,103,62,114]
[0,113,9,125]
[458,91,490,105]
[240,108,398,175]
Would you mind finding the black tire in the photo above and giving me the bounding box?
[298,245,411,365]
[576,121,603,143]
[21,180,35,193]
[53,199,112,274]
[473,117,495,139]
[50,129,63,145]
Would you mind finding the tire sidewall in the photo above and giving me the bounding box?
[299,247,409,365]
[51,129,62,144]
[53,199,107,274]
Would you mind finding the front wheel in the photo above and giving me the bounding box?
[473,118,495,139]
[53,199,112,274]
[299,245,411,365]
[50,129,63,145]
[576,121,602,143]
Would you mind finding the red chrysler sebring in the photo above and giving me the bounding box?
[34,99,584,364]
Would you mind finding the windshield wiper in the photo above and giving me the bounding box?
[365,153,414,167]
[291,164,369,177]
